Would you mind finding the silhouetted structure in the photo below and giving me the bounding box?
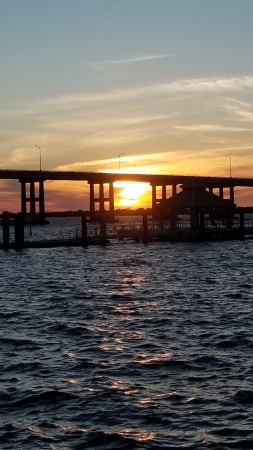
[157,184,236,233]
[0,169,251,223]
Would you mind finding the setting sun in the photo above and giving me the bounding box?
[114,181,151,208]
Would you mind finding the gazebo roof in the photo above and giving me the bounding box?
[156,186,236,209]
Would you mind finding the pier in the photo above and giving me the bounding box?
[0,209,253,249]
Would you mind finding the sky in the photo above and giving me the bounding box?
[1,0,253,211]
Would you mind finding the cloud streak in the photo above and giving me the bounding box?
[3,75,253,117]
[41,76,253,108]
[91,54,169,66]
[172,124,253,132]
[222,97,253,123]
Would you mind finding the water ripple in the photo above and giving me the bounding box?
[1,223,253,448]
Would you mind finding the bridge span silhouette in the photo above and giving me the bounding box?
[1,169,253,222]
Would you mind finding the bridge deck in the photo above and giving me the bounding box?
[0,169,253,187]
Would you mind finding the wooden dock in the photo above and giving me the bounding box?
[1,213,253,249]
[0,237,109,250]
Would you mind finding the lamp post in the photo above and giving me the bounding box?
[35,145,41,171]
[225,155,232,177]
[119,152,124,170]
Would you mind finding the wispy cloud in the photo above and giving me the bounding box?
[42,76,253,107]
[2,75,253,118]
[163,76,253,93]
[55,150,177,172]
[40,114,171,131]
[173,124,253,132]
[222,97,253,122]
[91,54,169,66]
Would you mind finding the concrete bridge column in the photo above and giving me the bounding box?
[162,185,166,201]
[151,185,158,219]
[30,181,36,218]
[19,179,46,224]
[89,181,115,222]
[151,184,157,210]
[151,184,168,217]
[20,181,26,215]
[230,186,235,204]
[109,182,115,220]
[219,187,224,198]
[99,182,115,221]
[151,184,166,206]
[152,183,177,218]
[89,182,95,221]
[39,181,45,223]
[99,182,105,214]
[172,184,177,196]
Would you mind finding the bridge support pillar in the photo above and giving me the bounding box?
[89,182,95,221]
[151,185,157,211]
[230,186,235,204]
[19,179,46,224]
[39,181,45,222]
[172,184,177,196]
[88,181,115,222]
[151,184,178,219]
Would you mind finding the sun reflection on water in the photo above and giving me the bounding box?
[117,428,155,442]
[103,378,140,396]
[65,351,78,358]
[133,352,173,364]
[68,379,78,384]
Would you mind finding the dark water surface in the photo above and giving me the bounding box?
[1,221,253,449]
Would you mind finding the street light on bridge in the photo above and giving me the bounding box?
[119,152,124,170]
[225,155,232,177]
[35,145,42,171]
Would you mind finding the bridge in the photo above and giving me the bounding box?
[0,169,253,222]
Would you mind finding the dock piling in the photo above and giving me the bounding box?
[81,214,87,246]
[14,213,24,249]
[142,213,149,243]
[100,214,107,245]
[239,211,245,238]
[2,212,10,248]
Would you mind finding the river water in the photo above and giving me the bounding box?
[1,218,253,449]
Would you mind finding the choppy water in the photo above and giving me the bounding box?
[1,219,253,449]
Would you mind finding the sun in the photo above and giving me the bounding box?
[114,182,150,208]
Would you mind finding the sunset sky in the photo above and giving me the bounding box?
[1,0,253,211]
